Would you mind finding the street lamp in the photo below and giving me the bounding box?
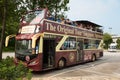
[109,27,112,34]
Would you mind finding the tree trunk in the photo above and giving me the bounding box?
[0,0,7,60]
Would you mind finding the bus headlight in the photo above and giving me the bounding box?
[29,60,39,66]
[25,56,30,61]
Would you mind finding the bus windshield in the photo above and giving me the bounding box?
[24,9,45,24]
[16,40,33,55]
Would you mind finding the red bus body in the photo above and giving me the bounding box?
[6,8,103,71]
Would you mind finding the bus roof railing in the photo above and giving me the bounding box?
[75,20,102,27]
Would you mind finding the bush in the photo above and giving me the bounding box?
[0,56,32,80]
[3,46,15,52]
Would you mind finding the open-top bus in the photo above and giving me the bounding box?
[5,8,103,71]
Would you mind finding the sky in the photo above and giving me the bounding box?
[66,0,120,35]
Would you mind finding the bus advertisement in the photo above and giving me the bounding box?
[5,8,103,71]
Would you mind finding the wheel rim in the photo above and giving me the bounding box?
[92,55,96,61]
[58,60,64,68]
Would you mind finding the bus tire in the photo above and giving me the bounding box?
[91,54,96,62]
[58,58,66,69]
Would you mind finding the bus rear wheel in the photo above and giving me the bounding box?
[58,59,65,69]
[91,54,96,62]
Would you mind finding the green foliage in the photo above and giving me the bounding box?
[0,0,70,51]
[116,38,120,49]
[23,0,70,20]
[103,33,113,49]
[3,46,14,52]
[0,0,27,52]
[0,56,32,80]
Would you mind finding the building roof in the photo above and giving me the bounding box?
[112,35,120,39]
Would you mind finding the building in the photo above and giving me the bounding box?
[112,35,120,43]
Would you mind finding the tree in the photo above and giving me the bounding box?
[0,0,27,60]
[0,0,7,60]
[103,33,113,49]
[0,0,69,60]
[116,38,120,49]
[24,0,70,20]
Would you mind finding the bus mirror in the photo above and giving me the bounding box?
[5,35,16,47]
[5,37,9,47]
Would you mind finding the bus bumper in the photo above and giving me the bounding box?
[14,58,42,71]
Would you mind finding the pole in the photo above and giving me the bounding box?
[109,27,112,34]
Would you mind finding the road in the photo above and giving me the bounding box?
[2,52,15,58]
[3,51,120,80]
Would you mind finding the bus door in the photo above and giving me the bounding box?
[77,38,84,62]
[43,39,55,69]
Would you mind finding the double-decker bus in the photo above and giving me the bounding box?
[5,8,103,71]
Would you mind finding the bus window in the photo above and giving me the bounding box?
[95,40,100,48]
[84,39,101,49]
[16,40,33,55]
[89,40,97,49]
[61,37,76,50]
[84,39,89,49]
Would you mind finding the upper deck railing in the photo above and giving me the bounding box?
[19,8,103,40]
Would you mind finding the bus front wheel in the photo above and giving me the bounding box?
[58,59,65,69]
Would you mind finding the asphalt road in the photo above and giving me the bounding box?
[3,51,120,80]
[32,51,120,80]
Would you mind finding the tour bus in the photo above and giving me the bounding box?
[108,43,117,52]
[5,8,103,71]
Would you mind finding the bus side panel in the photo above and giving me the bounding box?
[84,50,92,61]
[55,51,77,67]
[28,53,43,71]
[84,50,103,61]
